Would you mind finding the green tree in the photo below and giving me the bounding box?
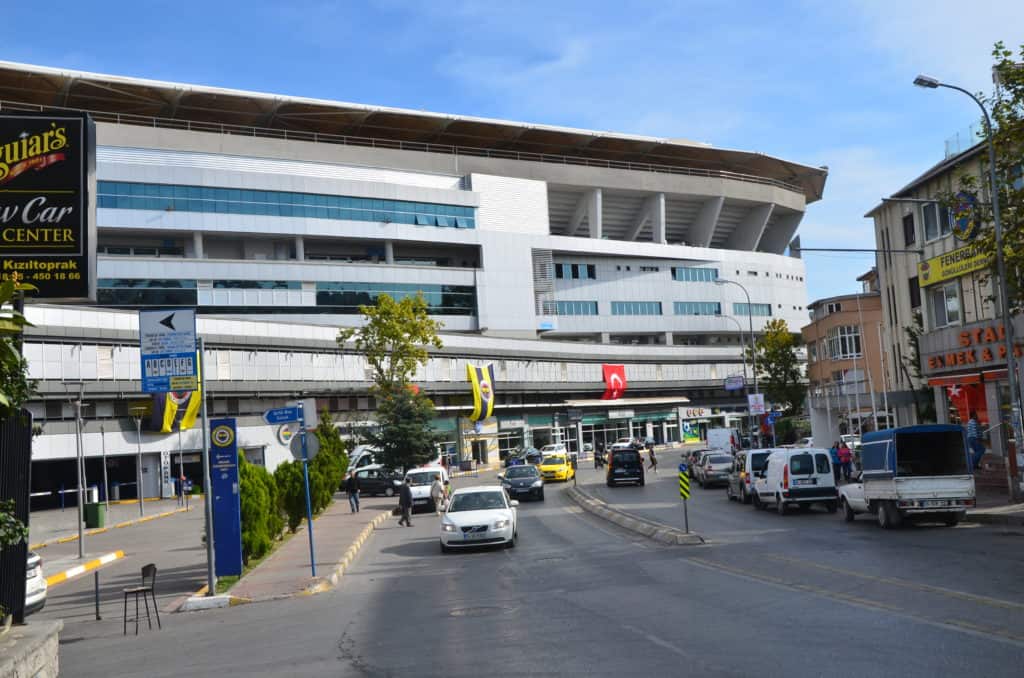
[338,293,443,472]
[0,275,35,419]
[238,454,279,564]
[273,461,308,533]
[748,318,806,416]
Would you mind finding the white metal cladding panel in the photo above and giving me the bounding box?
[470,174,549,235]
[98,147,463,190]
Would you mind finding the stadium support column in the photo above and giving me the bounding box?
[295,236,305,261]
[588,189,602,239]
[384,241,394,264]
[192,232,204,259]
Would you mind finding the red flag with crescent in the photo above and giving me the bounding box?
[602,364,627,400]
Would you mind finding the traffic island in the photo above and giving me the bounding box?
[567,486,705,545]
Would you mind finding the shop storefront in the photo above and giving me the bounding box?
[920,317,1024,492]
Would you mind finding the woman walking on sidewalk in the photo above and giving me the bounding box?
[345,470,360,513]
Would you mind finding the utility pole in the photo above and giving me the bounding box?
[130,407,146,517]
[71,383,86,559]
[100,423,110,511]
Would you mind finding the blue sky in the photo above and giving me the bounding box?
[6,1,1023,305]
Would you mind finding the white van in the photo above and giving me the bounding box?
[707,428,741,453]
[404,466,449,513]
[752,448,838,515]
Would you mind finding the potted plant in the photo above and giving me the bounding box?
[0,498,29,634]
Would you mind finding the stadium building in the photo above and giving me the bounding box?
[0,61,826,505]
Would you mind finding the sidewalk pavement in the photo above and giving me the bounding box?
[29,497,193,549]
[966,485,1024,526]
[226,492,395,603]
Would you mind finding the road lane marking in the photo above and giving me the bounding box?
[764,553,1024,612]
[685,555,1024,647]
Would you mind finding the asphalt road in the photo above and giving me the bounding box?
[49,468,1024,678]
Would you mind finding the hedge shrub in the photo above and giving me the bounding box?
[238,454,281,564]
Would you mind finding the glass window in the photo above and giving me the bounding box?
[930,280,960,327]
[922,203,950,241]
[315,282,475,315]
[733,303,772,316]
[611,301,662,316]
[815,453,831,474]
[672,267,718,282]
[826,325,862,359]
[587,264,596,279]
[902,213,916,246]
[673,301,721,316]
[556,301,599,316]
[908,276,921,309]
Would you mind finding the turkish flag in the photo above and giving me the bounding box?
[946,383,987,426]
[602,364,627,400]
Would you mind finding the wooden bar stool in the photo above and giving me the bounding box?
[123,563,161,635]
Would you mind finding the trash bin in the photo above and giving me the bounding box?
[111,482,120,501]
[84,502,106,529]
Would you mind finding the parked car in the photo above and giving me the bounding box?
[352,464,402,497]
[696,453,734,488]
[841,425,975,529]
[504,450,526,468]
[726,449,772,504]
[523,447,542,465]
[538,453,575,482]
[707,427,741,453]
[499,465,545,501]
[794,437,814,448]
[440,486,518,552]
[751,448,838,514]
[405,466,449,513]
[25,550,47,616]
[607,447,645,487]
[684,449,714,477]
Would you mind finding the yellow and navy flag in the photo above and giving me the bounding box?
[467,363,496,421]
[151,352,202,433]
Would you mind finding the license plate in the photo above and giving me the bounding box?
[794,478,815,486]
[414,499,427,504]
[923,500,949,508]
[464,531,488,540]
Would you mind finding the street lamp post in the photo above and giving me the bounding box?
[721,315,749,387]
[715,279,760,444]
[914,74,1023,500]
[130,407,147,517]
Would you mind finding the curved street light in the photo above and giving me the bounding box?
[914,74,1022,499]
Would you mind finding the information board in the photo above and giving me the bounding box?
[0,112,96,300]
[139,309,198,393]
[209,418,242,578]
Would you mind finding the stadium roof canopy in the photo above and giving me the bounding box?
[0,61,827,202]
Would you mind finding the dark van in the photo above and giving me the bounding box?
[606,448,645,487]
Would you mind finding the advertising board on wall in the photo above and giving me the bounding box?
[0,111,96,301]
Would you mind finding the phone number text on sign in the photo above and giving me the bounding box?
[144,355,197,391]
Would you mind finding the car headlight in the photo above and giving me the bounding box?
[493,519,510,529]
[531,480,543,487]
[442,523,457,532]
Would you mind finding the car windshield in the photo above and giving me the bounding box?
[789,454,814,475]
[448,491,507,512]
[406,472,439,486]
[709,455,733,464]
[506,466,538,478]
[750,453,770,472]
[542,456,566,465]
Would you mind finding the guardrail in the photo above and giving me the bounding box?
[0,99,805,194]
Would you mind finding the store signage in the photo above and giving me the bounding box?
[679,407,712,419]
[723,375,746,391]
[0,112,96,300]
[926,323,1024,370]
[951,191,980,242]
[607,409,634,420]
[498,418,525,429]
[567,407,583,422]
[917,243,988,288]
[748,393,766,415]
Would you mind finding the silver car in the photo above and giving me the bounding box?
[697,453,734,488]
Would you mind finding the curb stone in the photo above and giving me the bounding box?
[966,511,1024,527]
[567,486,705,545]
[303,510,391,596]
[45,550,125,587]
[30,506,193,551]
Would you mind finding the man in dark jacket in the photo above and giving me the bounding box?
[345,471,360,513]
[398,478,413,527]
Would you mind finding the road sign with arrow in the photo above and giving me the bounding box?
[139,308,198,393]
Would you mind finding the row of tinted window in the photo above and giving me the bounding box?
[672,267,719,282]
[673,301,722,316]
[611,301,663,316]
[555,263,597,280]
[555,300,598,316]
[556,300,741,317]
[314,282,476,315]
[97,181,476,229]
[733,303,772,316]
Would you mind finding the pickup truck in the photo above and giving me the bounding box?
[839,425,975,529]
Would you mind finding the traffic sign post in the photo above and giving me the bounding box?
[262,403,316,576]
[139,309,198,393]
[678,463,691,533]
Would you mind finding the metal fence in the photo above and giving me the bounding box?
[0,411,33,624]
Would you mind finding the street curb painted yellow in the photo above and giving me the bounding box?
[45,550,125,587]
[30,506,193,551]
[300,510,391,597]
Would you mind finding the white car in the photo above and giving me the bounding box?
[405,466,449,513]
[752,448,839,515]
[440,486,518,552]
[25,551,47,615]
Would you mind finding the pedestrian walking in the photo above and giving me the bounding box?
[398,477,413,527]
[966,411,985,471]
[829,442,841,484]
[838,444,853,482]
[345,470,361,513]
[648,447,658,473]
[430,473,445,515]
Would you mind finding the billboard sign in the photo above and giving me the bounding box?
[139,309,198,393]
[0,112,96,301]
[724,375,746,391]
[747,393,766,415]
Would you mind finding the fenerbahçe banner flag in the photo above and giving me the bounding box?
[467,363,496,421]
[151,352,202,433]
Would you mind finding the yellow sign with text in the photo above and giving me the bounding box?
[918,244,989,288]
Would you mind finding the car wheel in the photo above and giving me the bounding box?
[842,498,855,522]
[639,477,645,487]
[943,512,961,527]
[506,533,516,549]
[878,501,901,529]
[777,495,787,516]
[385,487,395,497]
[826,501,838,514]
[538,490,545,501]
[440,540,451,554]
[752,491,762,510]
[607,480,614,487]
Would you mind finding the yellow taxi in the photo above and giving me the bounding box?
[538,453,575,482]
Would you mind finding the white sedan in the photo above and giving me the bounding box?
[440,486,518,552]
